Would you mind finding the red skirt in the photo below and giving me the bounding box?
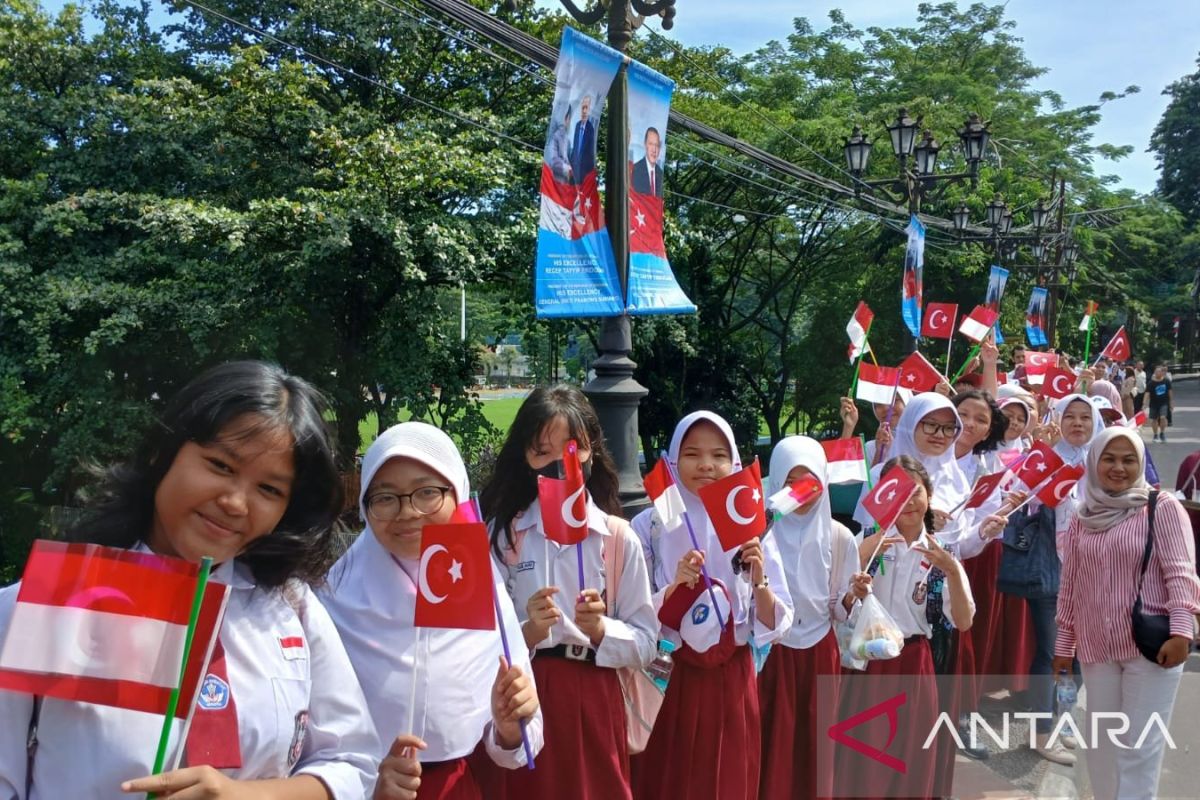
[963,540,1003,693]
[631,644,759,800]
[418,757,481,800]
[501,657,630,800]
[834,637,940,800]
[980,592,1035,694]
[758,629,840,800]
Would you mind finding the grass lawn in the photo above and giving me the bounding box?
[356,397,526,452]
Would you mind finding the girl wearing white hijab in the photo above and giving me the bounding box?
[1053,428,1200,800]
[630,411,793,800]
[758,437,870,800]
[320,422,542,800]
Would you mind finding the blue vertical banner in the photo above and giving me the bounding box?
[901,215,925,338]
[534,28,624,318]
[1025,286,1049,346]
[983,264,1009,343]
[624,61,695,315]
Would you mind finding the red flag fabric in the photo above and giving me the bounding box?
[768,475,824,516]
[1035,464,1085,509]
[855,363,901,405]
[449,500,481,524]
[536,439,589,545]
[1041,366,1078,400]
[644,456,685,525]
[965,470,1008,511]
[921,302,958,339]
[1127,410,1148,428]
[0,541,229,716]
[413,522,497,630]
[1023,351,1056,375]
[1015,442,1066,491]
[821,438,868,484]
[898,351,946,393]
[1100,326,1131,362]
[697,459,767,552]
[847,301,874,351]
[860,465,919,532]
[958,305,999,342]
[629,189,666,258]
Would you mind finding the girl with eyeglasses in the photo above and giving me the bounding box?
[479,385,657,800]
[319,422,543,800]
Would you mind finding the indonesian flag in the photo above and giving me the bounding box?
[1126,410,1148,428]
[537,439,589,545]
[847,301,874,363]
[414,522,496,630]
[860,465,918,532]
[821,438,868,484]
[921,302,958,340]
[0,541,229,716]
[644,456,685,526]
[1023,351,1057,386]
[1035,464,1085,509]
[855,363,901,405]
[697,459,767,552]
[539,165,605,240]
[898,351,945,393]
[1015,442,1066,491]
[965,470,1008,511]
[959,305,999,343]
[1100,326,1131,362]
[768,475,823,516]
[1041,366,1078,400]
[1079,300,1099,332]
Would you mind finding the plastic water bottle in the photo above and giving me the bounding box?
[1055,671,1077,712]
[646,639,676,692]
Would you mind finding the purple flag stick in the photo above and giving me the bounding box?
[661,452,727,631]
[576,543,586,597]
[472,495,535,771]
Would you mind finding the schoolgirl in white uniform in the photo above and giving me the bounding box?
[0,361,378,799]
[319,422,543,800]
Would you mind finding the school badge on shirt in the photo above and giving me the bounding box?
[288,710,309,768]
[198,674,230,710]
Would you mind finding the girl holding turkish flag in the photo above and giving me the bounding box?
[319,422,543,800]
[629,411,793,800]
[480,385,657,800]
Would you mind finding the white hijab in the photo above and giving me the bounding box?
[888,392,971,513]
[997,389,1037,452]
[768,437,834,643]
[1052,394,1106,465]
[1076,427,1151,531]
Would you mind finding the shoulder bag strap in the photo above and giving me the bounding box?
[604,515,627,617]
[1136,490,1160,598]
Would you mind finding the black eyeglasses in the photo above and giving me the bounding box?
[365,486,452,521]
[919,420,962,439]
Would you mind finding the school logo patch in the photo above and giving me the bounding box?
[288,710,309,768]
[691,603,710,625]
[198,674,230,710]
[911,581,927,605]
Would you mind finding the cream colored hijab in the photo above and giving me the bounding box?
[1075,427,1150,531]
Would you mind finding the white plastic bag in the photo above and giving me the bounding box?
[836,606,867,671]
[848,592,905,661]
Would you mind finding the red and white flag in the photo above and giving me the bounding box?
[537,439,589,545]
[847,301,874,362]
[1023,351,1056,385]
[414,522,496,630]
[697,459,767,552]
[855,363,901,405]
[768,475,823,516]
[965,470,1008,511]
[1079,300,1099,332]
[861,465,918,532]
[921,302,958,340]
[898,351,946,393]
[959,305,999,343]
[1126,410,1148,428]
[1015,442,1066,491]
[1035,464,1085,509]
[1041,366,1078,400]
[821,438,868,484]
[644,456,685,526]
[1100,326,1131,362]
[0,541,228,716]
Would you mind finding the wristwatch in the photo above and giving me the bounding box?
[754,575,770,590]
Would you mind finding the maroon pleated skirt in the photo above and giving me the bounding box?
[418,757,481,800]
[631,644,759,800]
[981,594,1035,694]
[963,540,1003,688]
[758,628,841,800]
[499,656,630,800]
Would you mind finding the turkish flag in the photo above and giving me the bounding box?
[697,459,767,552]
[965,470,1008,510]
[1035,464,1085,509]
[1100,326,1131,362]
[1015,442,1066,491]
[629,189,666,258]
[1023,351,1056,375]
[860,465,918,532]
[1041,366,1078,400]
[921,302,958,339]
[898,351,946,392]
[537,439,589,545]
[413,522,496,630]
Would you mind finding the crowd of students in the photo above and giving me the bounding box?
[1,351,1198,800]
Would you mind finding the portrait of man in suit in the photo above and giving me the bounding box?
[544,103,573,183]
[631,126,663,198]
[569,94,596,181]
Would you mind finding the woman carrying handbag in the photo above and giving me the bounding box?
[1053,427,1200,800]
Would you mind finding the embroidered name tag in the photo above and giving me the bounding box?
[516,560,536,574]
[198,674,230,710]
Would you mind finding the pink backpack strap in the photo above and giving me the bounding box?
[604,514,628,616]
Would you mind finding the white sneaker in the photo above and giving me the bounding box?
[1035,734,1077,766]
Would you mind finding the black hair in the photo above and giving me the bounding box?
[952,389,1007,455]
[67,361,343,588]
[881,454,936,532]
[479,384,621,558]
[644,126,660,142]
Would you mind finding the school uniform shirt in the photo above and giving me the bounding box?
[318,529,543,768]
[873,531,974,639]
[498,498,657,669]
[0,554,379,800]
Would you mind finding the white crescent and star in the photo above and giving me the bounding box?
[418,544,449,604]
[561,484,588,528]
[930,309,947,329]
[1051,373,1072,395]
[1051,475,1076,503]
[872,477,900,506]
[726,485,757,526]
